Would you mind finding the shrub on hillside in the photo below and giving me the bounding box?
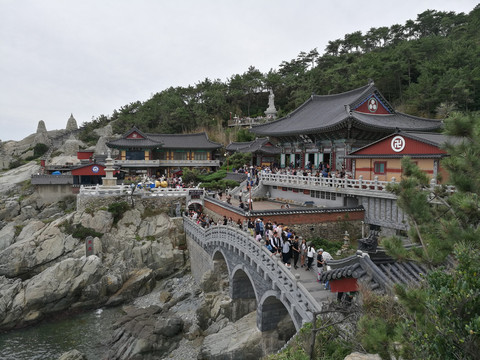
[108,201,130,224]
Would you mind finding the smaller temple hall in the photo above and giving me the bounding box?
[106,127,222,177]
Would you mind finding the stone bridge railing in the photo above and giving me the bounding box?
[183,215,322,331]
[79,184,198,197]
[259,173,455,198]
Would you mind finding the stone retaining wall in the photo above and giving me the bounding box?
[186,235,214,284]
[77,193,186,214]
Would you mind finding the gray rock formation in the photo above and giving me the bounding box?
[66,114,78,132]
[198,311,287,360]
[94,124,113,155]
[0,195,188,330]
[105,305,184,360]
[60,135,85,157]
[36,120,47,133]
[34,120,52,147]
[0,161,40,193]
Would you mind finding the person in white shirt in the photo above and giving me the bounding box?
[305,243,316,271]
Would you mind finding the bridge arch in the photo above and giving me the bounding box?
[212,248,229,274]
[258,290,300,332]
[184,217,321,332]
[231,265,258,302]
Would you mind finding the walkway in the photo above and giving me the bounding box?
[217,193,304,211]
[288,260,335,304]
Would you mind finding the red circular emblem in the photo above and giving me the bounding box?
[368,97,378,113]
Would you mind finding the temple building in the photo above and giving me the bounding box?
[106,127,222,177]
[226,138,281,167]
[346,131,461,183]
[250,81,443,173]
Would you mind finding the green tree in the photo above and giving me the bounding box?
[362,112,480,359]
[33,143,49,158]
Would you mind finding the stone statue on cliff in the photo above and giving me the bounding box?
[264,89,277,120]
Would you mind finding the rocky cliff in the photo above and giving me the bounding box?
[0,168,187,331]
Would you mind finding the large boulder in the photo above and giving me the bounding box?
[75,210,114,234]
[0,216,79,278]
[198,312,265,360]
[106,268,155,306]
[0,200,20,221]
[0,195,187,331]
[0,256,106,329]
[0,162,40,194]
[104,305,184,360]
[0,222,16,251]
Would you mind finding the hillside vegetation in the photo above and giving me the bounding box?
[78,5,480,145]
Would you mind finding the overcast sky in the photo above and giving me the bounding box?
[1,0,477,142]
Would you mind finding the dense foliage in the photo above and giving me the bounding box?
[33,143,49,158]
[77,6,480,143]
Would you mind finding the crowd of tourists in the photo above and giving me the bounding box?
[232,162,348,179]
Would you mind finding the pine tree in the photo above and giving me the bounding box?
[361,112,480,359]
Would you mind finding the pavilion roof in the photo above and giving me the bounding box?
[106,126,222,150]
[319,250,430,292]
[251,83,443,138]
[226,138,281,154]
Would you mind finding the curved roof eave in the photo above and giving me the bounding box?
[350,113,443,132]
[251,83,374,134]
[253,116,353,136]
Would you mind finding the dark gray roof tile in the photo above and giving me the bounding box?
[226,138,281,154]
[147,133,222,149]
[251,84,442,136]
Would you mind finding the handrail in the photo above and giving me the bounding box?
[259,173,455,196]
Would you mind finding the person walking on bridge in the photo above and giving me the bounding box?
[281,237,291,267]
[306,242,315,271]
[292,236,300,269]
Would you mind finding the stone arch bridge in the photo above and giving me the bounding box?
[183,216,322,331]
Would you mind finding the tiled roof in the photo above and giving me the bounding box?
[106,127,222,150]
[147,133,222,149]
[319,250,429,292]
[106,137,163,149]
[351,112,442,132]
[347,131,462,158]
[400,131,463,147]
[251,83,442,137]
[226,138,281,154]
[225,172,248,182]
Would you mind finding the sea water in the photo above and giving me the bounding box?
[0,307,124,360]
